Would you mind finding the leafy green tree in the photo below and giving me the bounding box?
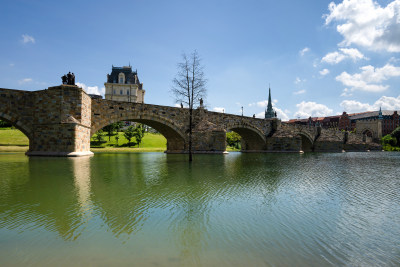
[382,134,397,146]
[124,126,136,147]
[133,124,145,147]
[0,120,12,128]
[115,135,120,146]
[226,131,241,149]
[103,123,116,141]
[391,126,400,145]
[115,121,124,132]
[95,130,105,143]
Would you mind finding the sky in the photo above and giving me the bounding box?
[1,0,400,121]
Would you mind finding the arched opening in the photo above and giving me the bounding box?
[298,133,313,152]
[0,116,31,152]
[226,125,266,152]
[91,117,186,153]
[362,129,373,138]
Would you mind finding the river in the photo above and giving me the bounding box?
[0,152,399,266]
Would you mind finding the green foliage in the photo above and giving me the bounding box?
[0,120,12,128]
[114,121,124,132]
[133,124,145,147]
[226,131,241,149]
[124,126,136,147]
[102,123,116,141]
[115,135,119,146]
[382,134,397,146]
[94,130,105,143]
[391,126,400,145]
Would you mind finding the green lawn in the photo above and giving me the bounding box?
[0,128,239,152]
[92,132,167,149]
[0,128,29,146]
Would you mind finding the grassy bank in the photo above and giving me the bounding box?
[0,128,239,153]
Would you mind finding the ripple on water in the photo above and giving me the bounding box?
[0,152,400,266]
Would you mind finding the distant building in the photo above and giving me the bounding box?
[104,65,145,103]
[287,108,399,140]
[265,87,276,119]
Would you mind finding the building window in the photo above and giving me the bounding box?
[113,89,116,94]
[127,90,129,95]
[119,77,123,84]
[120,90,123,95]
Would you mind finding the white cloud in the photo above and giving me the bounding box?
[340,100,373,112]
[9,63,15,67]
[340,88,353,97]
[319,69,330,76]
[213,107,225,113]
[18,78,33,84]
[76,82,105,96]
[321,48,366,64]
[336,63,400,92]
[294,77,306,84]
[294,101,333,118]
[299,47,310,56]
[325,0,400,52]
[22,34,35,44]
[340,95,400,112]
[293,89,306,95]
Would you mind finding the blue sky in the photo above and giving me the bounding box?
[1,0,400,120]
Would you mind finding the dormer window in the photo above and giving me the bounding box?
[118,73,125,84]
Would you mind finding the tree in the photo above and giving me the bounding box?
[391,126,400,145]
[94,130,105,143]
[103,123,116,141]
[124,126,136,147]
[115,121,124,132]
[115,135,120,146]
[171,51,207,162]
[226,131,241,149]
[133,124,145,147]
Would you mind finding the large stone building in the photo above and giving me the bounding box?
[288,109,399,141]
[104,65,145,103]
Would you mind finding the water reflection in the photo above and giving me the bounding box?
[0,152,399,266]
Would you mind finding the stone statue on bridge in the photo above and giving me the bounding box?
[61,72,76,85]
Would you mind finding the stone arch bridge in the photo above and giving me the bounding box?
[0,85,379,156]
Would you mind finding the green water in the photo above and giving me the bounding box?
[0,152,399,266]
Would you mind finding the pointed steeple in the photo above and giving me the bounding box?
[378,106,383,120]
[265,85,276,119]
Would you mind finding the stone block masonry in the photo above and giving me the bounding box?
[0,85,380,156]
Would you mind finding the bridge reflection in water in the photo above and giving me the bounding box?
[1,152,399,266]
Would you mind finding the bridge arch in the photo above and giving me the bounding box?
[225,123,266,151]
[361,128,374,137]
[0,113,32,140]
[297,132,314,152]
[91,113,186,152]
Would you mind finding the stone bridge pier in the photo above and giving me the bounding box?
[0,85,378,156]
[1,85,93,156]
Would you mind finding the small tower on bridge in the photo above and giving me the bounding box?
[265,86,276,119]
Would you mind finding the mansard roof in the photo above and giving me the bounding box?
[106,66,141,87]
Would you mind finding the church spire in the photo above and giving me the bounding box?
[265,85,276,119]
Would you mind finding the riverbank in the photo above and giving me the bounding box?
[0,128,239,153]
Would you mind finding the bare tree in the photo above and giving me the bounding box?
[171,51,207,162]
